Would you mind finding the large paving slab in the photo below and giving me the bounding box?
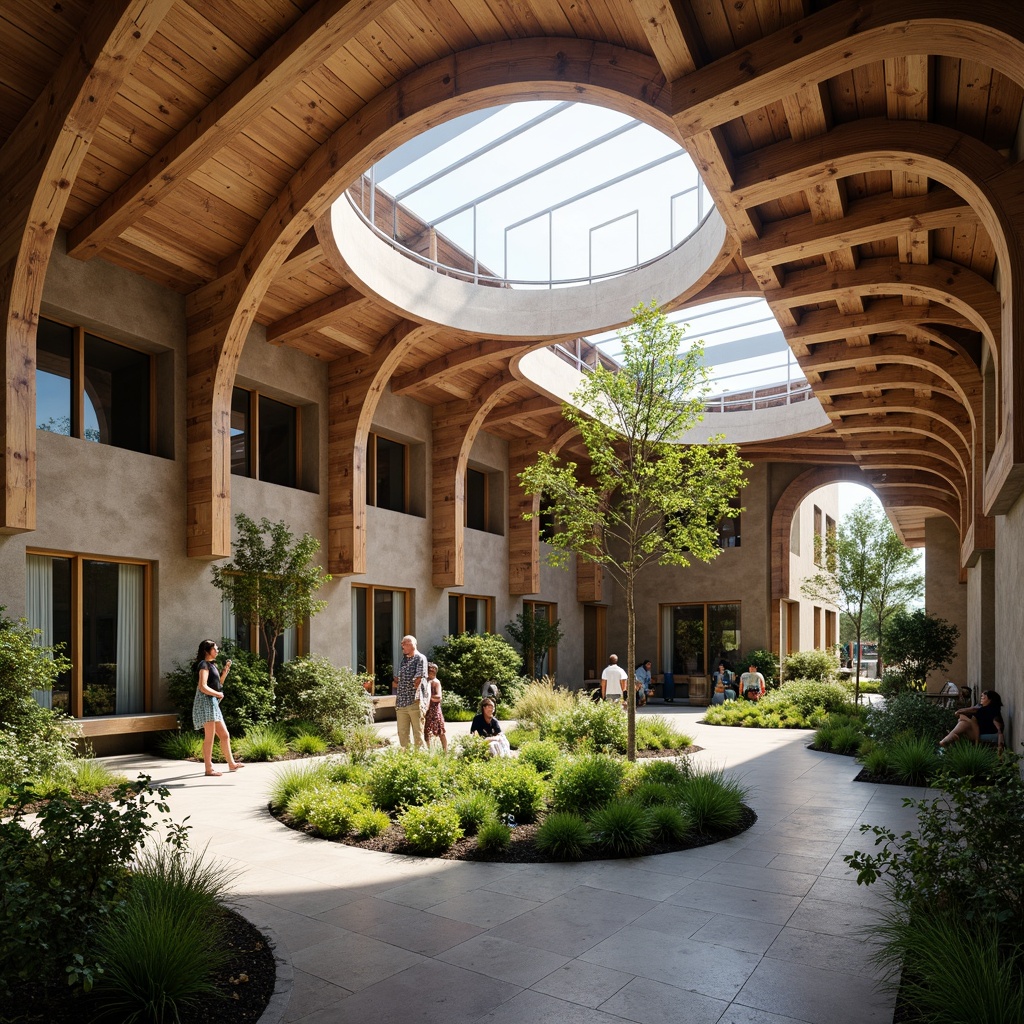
[104,705,907,1023]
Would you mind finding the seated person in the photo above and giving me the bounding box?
[739,664,766,701]
[470,698,512,757]
[939,689,1004,752]
[710,662,736,705]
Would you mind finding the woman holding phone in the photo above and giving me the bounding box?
[192,639,244,776]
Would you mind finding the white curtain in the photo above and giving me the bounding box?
[26,555,53,709]
[390,591,405,673]
[661,605,673,676]
[221,596,235,647]
[116,563,144,714]
[281,624,296,665]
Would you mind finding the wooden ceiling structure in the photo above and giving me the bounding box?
[3,0,1023,581]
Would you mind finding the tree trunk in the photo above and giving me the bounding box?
[626,574,636,762]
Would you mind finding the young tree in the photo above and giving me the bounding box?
[882,608,959,688]
[505,608,564,678]
[868,523,924,675]
[802,498,880,703]
[519,302,749,759]
[211,514,331,683]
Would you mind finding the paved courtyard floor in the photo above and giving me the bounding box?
[104,706,919,1024]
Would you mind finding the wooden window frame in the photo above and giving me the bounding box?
[448,593,493,635]
[366,432,409,513]
[523,599,558,676]
[230,385,301,488]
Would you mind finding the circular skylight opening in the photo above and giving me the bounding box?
[345,101,709,288]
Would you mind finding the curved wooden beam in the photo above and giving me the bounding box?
[0,0,172,534]
[672,1,1024,136]
[184,37,674,557]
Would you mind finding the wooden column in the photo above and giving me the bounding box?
[432,376,517,588]
[327,322,430,575]
[0,0,171,533]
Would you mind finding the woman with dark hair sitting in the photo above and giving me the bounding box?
[939,689,1005,753]
[470,698,511,757]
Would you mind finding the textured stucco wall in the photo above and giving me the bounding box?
[967,550,995,693]
[924,516,969,691]
[995,505,1023,752]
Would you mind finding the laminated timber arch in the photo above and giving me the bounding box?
[0,0,173,534]
[184,37,683,558]
[769,465,959,654]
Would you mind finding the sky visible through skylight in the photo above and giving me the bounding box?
[360,101,806,399]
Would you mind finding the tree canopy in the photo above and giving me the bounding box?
[519,301,749,758]
[211,514,331,682]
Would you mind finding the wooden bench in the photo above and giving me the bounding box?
[76,712,179,737]
[371,694,397,721]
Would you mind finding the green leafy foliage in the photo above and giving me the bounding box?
[535,811,592,860]
[234,724,289,761]
[93,845,235,1024]
[510,680,577,731]
[541,698,627,753]
[367,748,450,811]
[677,767,747,833]
[881,608,960,687]
[635,716,692,751]
[274,655,373,734]
[450,790,499,835]
[589,799,656,856]
[646,803,692,843]
[782,649,840,683]
[399,803,464,855]
[474,758,547,822]
[884,734,940,785]
[741,648,779,689]
[0,776,177,1001]
[165,640,274,734]
[427,632,524,705]
[519,302,749,760]
[550,753,625,812]
[475,817,512,853]
[516,739,562,777]
[303,784,370,838]
[268,760,336,812]
[939,740,999,784]
[290,730,329,755]
[505,608,565,677]
[350,808,391,839]
[157,730,204,760]
[868,692,957,745]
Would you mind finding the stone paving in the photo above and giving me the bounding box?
[105,706,921,1024]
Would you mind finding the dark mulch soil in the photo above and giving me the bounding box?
[6,907,276,1024]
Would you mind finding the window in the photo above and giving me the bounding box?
[825,609,837,650]
[717,498,741,548]
[466,468,487,530]
[231,387,298,487]
[26,552,148,717]
[523,600,558,677]
[538,491,557,542]
[366,433,407,512]
[813,505,823,566]
[824,514,837,572]
[448,594,492,635]
[814,606,822,649]
[36,317,153,453]
[352,586,409,693]
[221,597,298,666]
[661,602,741,676]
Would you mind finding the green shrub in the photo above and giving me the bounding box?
[517,739,562,777]
[783,649,840,683]
[474,758,547,822]
[0,776,176,1000]
[940,740,999,784]
[703,699,809,728]
[0,610,78,788]
[764,679,853,717]
[677,768,747,833]
[505,726,539,749]
[367,748,446,810]
[165,641,275,734]
[535,812,591,860]
[871,908,1024,1024]
[399,803,464,855]
[452,734,493,761]
[234,724,289,761]
[635,717,692,751]
[290,730,329,755]
[814,722,865,755]
[589,800,656,857]
[450,790,499,835]
[440,688,468,720]
[269,760,334,812]
[868,692,957,745]
[476,817,512,853]
[93,845,235,1024]
[428,632,524,705]
[304,784,369,838]
[351,808,391,839]
[511,680,578,731]
[542,698,627,753]
[550,753,625,812]
[860,744,891,777]
[274,655,373,734]
[340,724,385,764]
[646,802,692,843]
[627,781,680,807]
[633,758,691,788]
[157,730,204,760]
[885,734,940,785]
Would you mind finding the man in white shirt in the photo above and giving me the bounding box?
[740,663,766,701]
[601,654,629,704]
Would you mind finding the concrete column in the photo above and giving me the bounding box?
[967,550,995,691]
[924,516,968,690]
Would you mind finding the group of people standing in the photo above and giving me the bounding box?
[599,654,766,707]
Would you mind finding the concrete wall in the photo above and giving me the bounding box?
[924,516,969,691]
